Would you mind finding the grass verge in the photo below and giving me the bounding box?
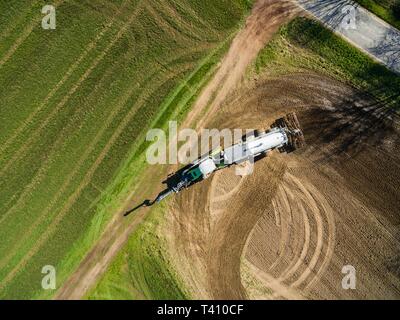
[254,17,400,110]
[91,14,399,300]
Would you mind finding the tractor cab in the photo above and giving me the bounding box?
[182,157,217,183]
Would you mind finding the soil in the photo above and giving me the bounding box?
[165,73,400,299]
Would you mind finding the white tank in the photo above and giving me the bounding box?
[247,129,288,155]
[223,128,287,164]
[198,158,217,177]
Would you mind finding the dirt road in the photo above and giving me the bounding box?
[55,0,293,300]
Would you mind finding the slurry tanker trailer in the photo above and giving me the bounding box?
[150,112,305,204]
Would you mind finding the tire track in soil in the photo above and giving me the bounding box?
[238,73,400,299]
[184,0,300,129]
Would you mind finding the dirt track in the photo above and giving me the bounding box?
[165,73,400,299]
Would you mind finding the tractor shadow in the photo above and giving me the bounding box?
[123,200,153,217]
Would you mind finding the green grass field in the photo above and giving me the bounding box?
[89,16,400,300]
[354,0,400,29]
[0,0,251,299]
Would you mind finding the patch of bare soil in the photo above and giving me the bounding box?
[165,72,400,299]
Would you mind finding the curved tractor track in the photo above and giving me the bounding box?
[166,73,400,299]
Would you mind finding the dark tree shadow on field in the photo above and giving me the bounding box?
[301,85,400,163]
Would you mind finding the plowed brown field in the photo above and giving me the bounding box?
[165,73,400,299]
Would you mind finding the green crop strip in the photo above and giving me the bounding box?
[87,202,190,300]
